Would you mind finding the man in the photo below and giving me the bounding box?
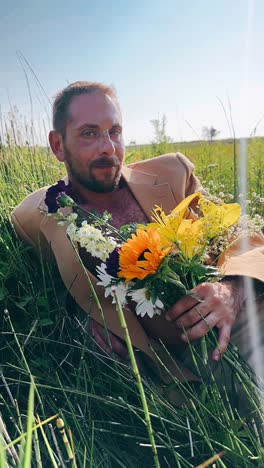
[11,82,264,391]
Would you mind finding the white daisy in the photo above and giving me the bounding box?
[96,264,113,298]
[111,282,128,306]
[128,288,164,318]
[96,264,128,306]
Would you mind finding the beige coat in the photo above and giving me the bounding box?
[11,153,264,388]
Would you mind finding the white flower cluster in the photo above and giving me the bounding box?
[201,183,234,205]
[207,225,237,256]
[251,192,264,204]
[56,211,78,226]
[66,221,117,261]
[208,210,264,259]
[238,214,264,235]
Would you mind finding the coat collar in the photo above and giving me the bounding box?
[122,165,177,219]
[62,164,177,219]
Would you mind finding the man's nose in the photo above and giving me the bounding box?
[99,132,115,156]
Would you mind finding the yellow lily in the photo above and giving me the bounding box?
[148,192,241,260]
[175,218,206,259]
[149,192,201,247]
[198,198,241,240]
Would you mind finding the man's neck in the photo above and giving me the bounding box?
[70,178,125,205]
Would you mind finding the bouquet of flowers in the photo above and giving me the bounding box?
[96,192,242,317]
[43,180,264,320]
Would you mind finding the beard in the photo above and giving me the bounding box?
[64,146,122,193]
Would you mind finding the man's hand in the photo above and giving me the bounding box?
[91,319,128,360]
[165,280,244,361]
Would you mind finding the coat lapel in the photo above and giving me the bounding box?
[122,166,177,219]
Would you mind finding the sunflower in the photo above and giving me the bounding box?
[118,227,171,282]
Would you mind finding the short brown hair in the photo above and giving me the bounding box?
[52,81,118,137]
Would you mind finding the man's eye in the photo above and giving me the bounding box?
[110,129,121,137]
[82,130,97,137]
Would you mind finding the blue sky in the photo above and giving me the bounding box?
[1,0,264,144]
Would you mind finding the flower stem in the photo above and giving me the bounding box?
[112,288,160,468]
[69,239,113,354]
[188,291,208,365]
[201,336,208,365]
[75,205,126,242]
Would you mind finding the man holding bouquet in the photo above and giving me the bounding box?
[11,81,264,397]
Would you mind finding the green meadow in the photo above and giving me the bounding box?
[0,137,263,467]
[126,139,263,210]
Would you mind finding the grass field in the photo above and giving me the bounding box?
[0,137,263,467]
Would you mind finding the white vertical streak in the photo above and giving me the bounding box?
[238,0,264,412]
[186,416,194,458]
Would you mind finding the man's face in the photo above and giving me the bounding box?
[62,92,125,193]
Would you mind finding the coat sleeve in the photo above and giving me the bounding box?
[217,234,264,283]
[11,210,38,248]
[10,189,54,261]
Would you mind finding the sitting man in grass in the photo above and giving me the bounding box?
[11,81,264,403]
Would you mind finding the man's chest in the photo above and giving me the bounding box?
[80,187,149,229]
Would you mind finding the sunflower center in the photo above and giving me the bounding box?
[138,249,150,261]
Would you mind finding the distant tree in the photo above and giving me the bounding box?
[150,114,171,144]
[129,140,136,145]
[202,126,220,143]
[150,114,172,156]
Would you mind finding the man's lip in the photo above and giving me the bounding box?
[92,164,116,169]
[92,161,118,168]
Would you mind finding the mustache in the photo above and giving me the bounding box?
[91,157,119,168]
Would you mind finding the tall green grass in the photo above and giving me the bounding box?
[126,138,263,207]
[0,138,263,466]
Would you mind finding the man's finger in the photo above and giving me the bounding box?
[212,323,231,361]
[166,295,200,322]
[181,312,216,342]
[92,328,111,354]
[91,319,128,358]
[109,334,128,358]
[173,303,210,328]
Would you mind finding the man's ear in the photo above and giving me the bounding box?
[49,130,65,162]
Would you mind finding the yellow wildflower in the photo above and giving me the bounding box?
[148,192,241,260]
[176,218,205,258]
[150,192,201,247]
[199,198,241,239]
